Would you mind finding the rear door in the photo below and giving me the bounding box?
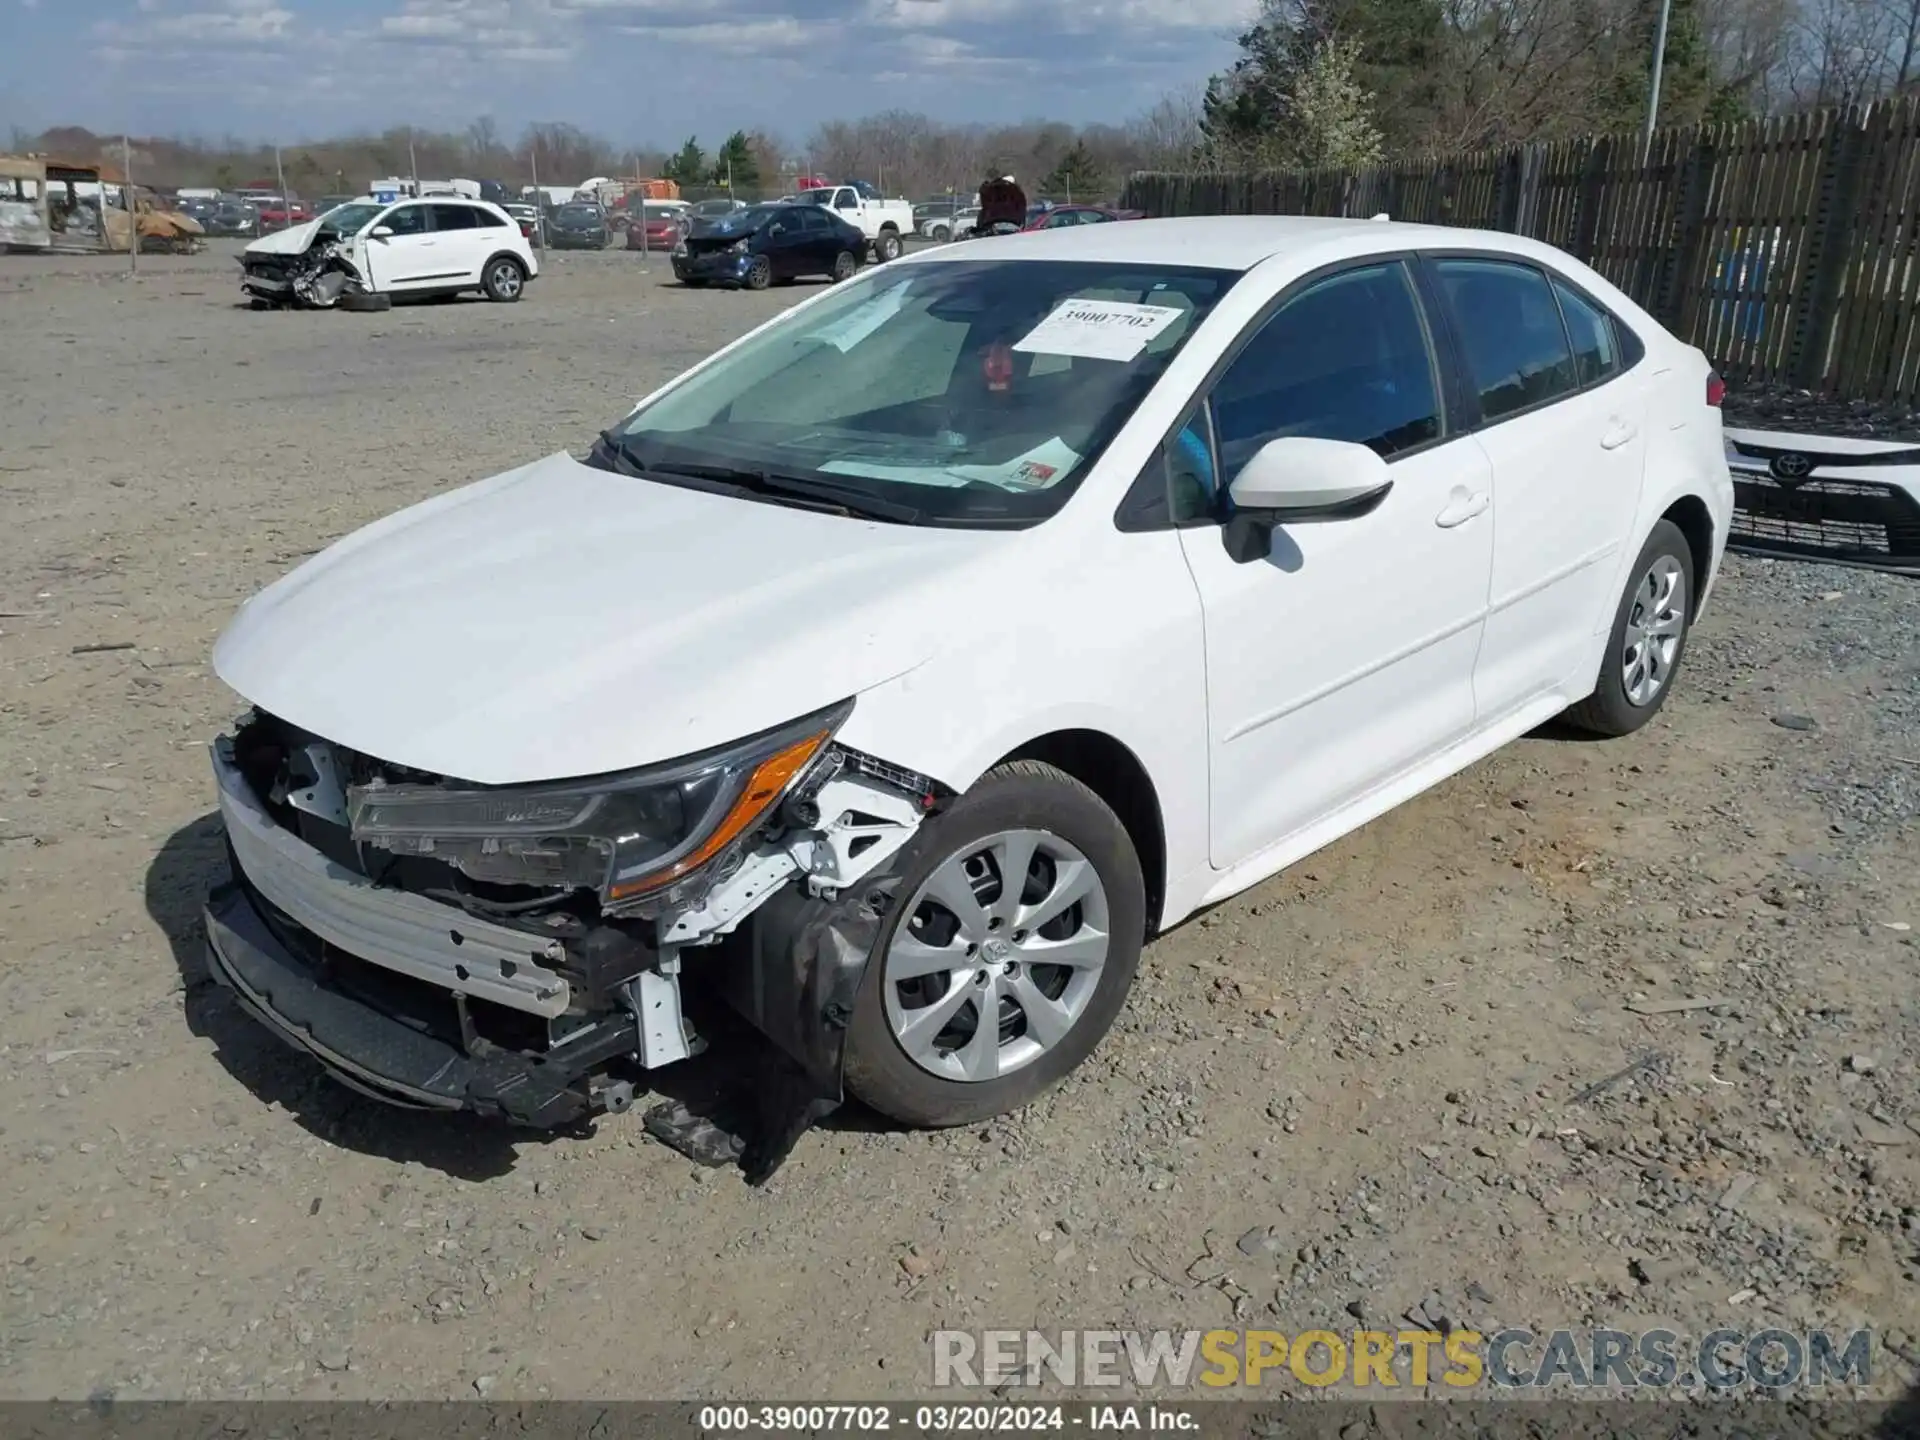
[428,203,491,283]
[793,207,837,273]
[1425,255,1651,719]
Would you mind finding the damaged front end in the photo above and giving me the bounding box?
[202,704,941,1178]
[240,239,370,309]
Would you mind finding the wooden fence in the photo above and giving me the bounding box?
[1121,100,1920,405]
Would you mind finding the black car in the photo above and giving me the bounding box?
[545,202,610,249]
[204,201,261,237]
[672,202,864,289]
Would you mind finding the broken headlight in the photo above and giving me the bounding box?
[345,700,850,909]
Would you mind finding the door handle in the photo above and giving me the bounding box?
[1600,419,1638,450]
[1435,490,1490,528]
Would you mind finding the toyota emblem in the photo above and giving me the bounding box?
[1771,452,1813,481]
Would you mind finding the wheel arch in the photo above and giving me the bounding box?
[481,249,527,279]
[994,729,1167,938]
[1660,492,1716,612]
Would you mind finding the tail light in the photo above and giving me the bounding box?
[1706,370,1726,407]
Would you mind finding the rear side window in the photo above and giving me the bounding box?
[430,204,480,231]
[1552,278,1620,386]
[473,205,508,228]
[1432,258,1577,420]
[1209,260,1442,482]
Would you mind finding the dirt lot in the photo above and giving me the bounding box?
[2,241,1917,1403]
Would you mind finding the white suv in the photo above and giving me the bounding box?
[204,217,1731,1176]
[240,197,539,305]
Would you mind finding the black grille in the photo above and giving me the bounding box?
[1730,472,1920,564]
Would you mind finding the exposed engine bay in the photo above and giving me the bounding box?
[240,240,372,309]
[204,709,939,1180]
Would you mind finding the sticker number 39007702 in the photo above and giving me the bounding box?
[1012,300,1184,363]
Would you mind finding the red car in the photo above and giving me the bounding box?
[255,197,311,230]
[625,204,685,251]
[1020,204,1143,232]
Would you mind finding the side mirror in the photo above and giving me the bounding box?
[1221,436,1394,563]
[369,225,394,239]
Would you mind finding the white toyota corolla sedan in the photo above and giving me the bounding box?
[203,216,1732,1170]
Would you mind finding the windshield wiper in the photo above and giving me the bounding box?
[592,432,924,524]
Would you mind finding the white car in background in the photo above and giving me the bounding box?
[240,196,540,307]
[203,217,1730,1177]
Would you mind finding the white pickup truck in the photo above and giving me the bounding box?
[795,183,914,262]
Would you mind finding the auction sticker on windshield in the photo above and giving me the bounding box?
[1013,299,1185,362]
[806,284,910,352]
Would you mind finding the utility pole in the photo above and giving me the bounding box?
[408,128,420,197]
[123,133,136,274]
[529,145,545,253]
[1642,0,1674,163]
[274,143,289,232]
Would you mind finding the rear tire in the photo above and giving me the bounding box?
[481,256,526,302]
[1563,519,1695,737]
[872,228,903,263]
[844,761,1145,1128]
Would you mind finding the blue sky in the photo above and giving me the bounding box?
[3,0,1249,150]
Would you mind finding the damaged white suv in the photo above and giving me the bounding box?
[205,217,1731,1177]
[240,197,538,309]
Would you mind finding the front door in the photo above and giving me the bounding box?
[1174,260,1496,869]
[1425,257,1650,717]
[359,202,439,289]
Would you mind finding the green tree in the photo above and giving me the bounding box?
[711,131,759,191]
[662,136,706,186]
[1201,0,1441,163]
[1041,139,1107,199]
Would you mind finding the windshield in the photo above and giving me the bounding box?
[602,258,1237,527]
[317,202,383,236]
[557,204,600,222]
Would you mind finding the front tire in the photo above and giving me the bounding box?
[1564,518,1695,737]
[482,256,526,302]
[744,255,772,290]
[831,250,858,282]
[844,761,1145,1127]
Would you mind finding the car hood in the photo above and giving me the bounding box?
[244,220,325,254]
[213,451,1003,785]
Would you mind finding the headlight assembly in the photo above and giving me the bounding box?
[344,699,851,911]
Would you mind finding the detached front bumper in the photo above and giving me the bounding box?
[204,880,637,1125]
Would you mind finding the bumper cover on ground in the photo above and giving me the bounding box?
[203,880,634,1127]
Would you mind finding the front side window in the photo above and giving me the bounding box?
[316,202,383,238]
[380,204,429,236]
[600,259,1237,527]
[1552,278,1620,387]
[1210,261,1442,486]
[1433,258,1578,420]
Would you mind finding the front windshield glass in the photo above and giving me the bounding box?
[604,258,1238,527]
[318,202,383,236]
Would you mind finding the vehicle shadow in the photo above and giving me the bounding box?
[144,813,889,1183]
[1877,1380,1920,1438]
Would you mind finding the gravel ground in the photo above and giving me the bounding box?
[1,243,1917,1403]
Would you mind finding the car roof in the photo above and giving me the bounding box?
[892,214,1562,274]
